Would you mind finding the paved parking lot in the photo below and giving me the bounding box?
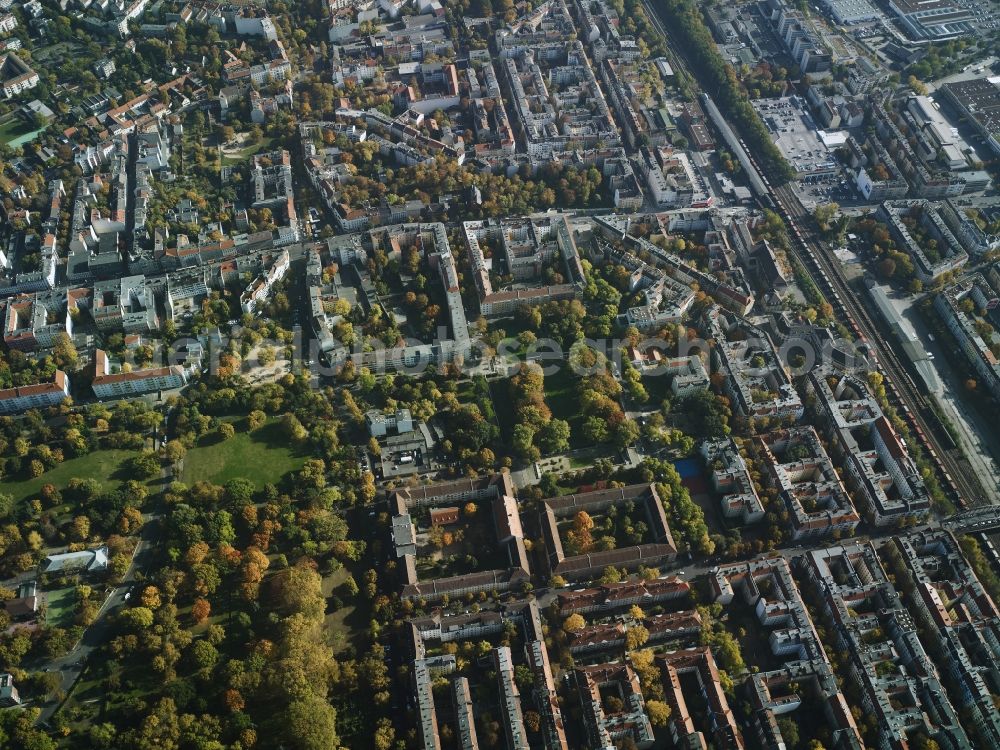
[796,172,857,209]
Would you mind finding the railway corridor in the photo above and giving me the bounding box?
[772,182,994,511]
[639,0,995,513]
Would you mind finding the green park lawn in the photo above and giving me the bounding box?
[180,419,306,487]
[322,567,367,655]
[44,586,78,628]
[543,367,589,448]
[543,366,577,420]
[220,136,276,166]
[491,366,591,454]
[0,449,138,504]
[0,114,43,147]
[488,379,516,445]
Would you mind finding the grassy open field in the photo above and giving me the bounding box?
[543,367,589,448]
[0,449,138,504]
[220,136,276,166]
[180,418,306,487]
[322,567,368,655]
[0,115,43,147]
[488,379,516,445]
[44,586,78,628]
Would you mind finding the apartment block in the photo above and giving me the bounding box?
[462,214,585,317]
[91,348,187,399]
[0,370,70,415]
[712,556,862,750]
[872,108,968,198]
[407,602,566,750]
[0,53,39,98]
[601,240,697,330]
[164,266,213,323]
[594,214,755,317]
[575,662,654,749]
[657,646,745,750]
[0,673,20,707]
[712,557,825,661]
[701,438,764,525]
[501,35,619,159]
[878,200,968,283]
[388,473,531,602]
[935,277,1000,401]
[135,124,171,171]
[540,483,677,580]
[92,275,159,333]
[494,646,530,750]
[768,7,831,73]
[240,249,290,315]
[808,369,931,525]
[756,427,860,541]
[747,660,862,750]
[3,292,71,351]
[939,200,1000,256]
[710,311,804,426]
[890,531,1000,747]
[853,136,911,201]
[451,677,478,750]
[805,543,971,750]
[0,227,58,295]
[365,223,471,359]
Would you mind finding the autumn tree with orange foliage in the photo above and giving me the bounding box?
[239,546,270,602]
[191,597,211,624]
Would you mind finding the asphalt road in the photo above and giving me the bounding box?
[529,518,945,613]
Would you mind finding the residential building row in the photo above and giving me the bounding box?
[90,348,188,399]
[407,600,568,750]
[807,368,931,526]
[935,275,1000,401]
[0,369,70,415]
[557,575,690,615]
[805,542,972,750]
[712,556,863,750]
[462,214,585,318]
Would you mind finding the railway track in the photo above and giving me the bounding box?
[771,182,988,511]
[639,0,988,511]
